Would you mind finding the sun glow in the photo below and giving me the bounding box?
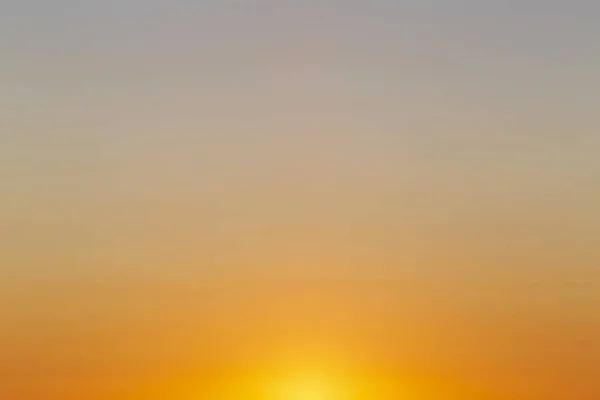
[269,373,343,400]
[183,347,400,400]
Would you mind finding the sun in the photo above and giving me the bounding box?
[262,361,351,400]
[202,349,388,400]
[271,376,340,400]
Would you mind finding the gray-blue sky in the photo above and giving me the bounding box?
[3,1,600,274]
[3,0,600,287]
[2,1,599,114]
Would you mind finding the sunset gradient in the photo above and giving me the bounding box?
[1,2,599,399]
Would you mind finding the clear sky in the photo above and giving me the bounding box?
[1,2,600,399]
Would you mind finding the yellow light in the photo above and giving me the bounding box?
[262,358,349,400]
[273,376,339,400]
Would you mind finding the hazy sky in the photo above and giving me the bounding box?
[2,2,600,399]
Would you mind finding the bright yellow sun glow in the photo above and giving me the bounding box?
[270,375,341,400]
[180,349,400,400]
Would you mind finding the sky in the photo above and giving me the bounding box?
[1,1,600,399]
